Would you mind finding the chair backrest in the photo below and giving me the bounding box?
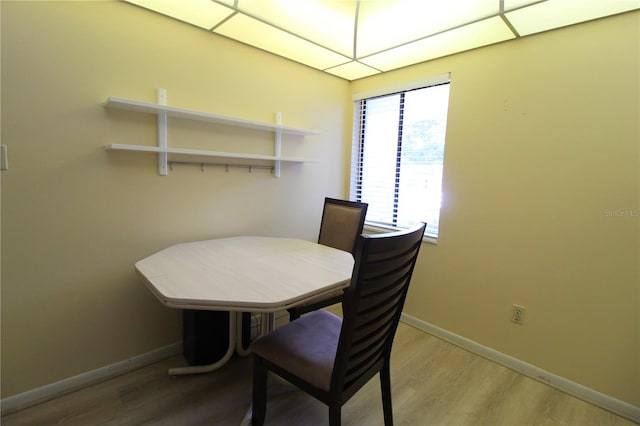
[317,197,368,255]
[331,223,426,399]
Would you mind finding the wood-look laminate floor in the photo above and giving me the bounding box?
[3,321,637,426]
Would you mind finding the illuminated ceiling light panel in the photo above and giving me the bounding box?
[505,0,640,36]
[361,16,515,71]
[324,61,382,81]
[122,0,640,80]
[503,0,548,12]
[215,14,351,70]
[124,0,234,30]
[233,0,357,57]
[357,0,499,57]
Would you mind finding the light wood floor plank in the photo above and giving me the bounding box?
[2,321,637,426]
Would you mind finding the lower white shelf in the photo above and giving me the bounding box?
[105,144,314,163]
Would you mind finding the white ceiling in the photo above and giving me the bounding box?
[123,0,639,81]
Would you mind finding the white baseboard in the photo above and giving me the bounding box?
[4,319,639,423]
[400,313,640,424]
[0,341,182,416]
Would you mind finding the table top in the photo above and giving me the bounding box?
[135,236,354,312]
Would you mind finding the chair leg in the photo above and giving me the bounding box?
[252,356,268,426]
[328,403,341,426]
[288,309,301,322]
[380,364,394,426]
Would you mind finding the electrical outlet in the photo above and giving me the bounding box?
[511,304,526,324]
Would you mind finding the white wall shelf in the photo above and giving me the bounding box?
[104,144,308,163]
[104,88,319,176]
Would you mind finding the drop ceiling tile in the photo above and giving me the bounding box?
[215,13,351,70]
[357,0,499,57]
[233,0,357,57]
[505,0,640,36]
[361,16,515,71]
[124,0,234,30]
[324,61,381,80]
[503,0,547,12]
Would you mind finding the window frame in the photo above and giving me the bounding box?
[350,73,451,243]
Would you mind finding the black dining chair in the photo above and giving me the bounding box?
[251,223,426,426]
[287,197,368,321]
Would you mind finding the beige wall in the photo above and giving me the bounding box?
[352,11,640,406]
[1,1,349,397]
[1,0,638,411]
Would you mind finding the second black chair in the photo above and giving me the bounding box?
[287,197,368,321]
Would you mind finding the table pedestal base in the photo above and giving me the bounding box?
[168,311,275,376]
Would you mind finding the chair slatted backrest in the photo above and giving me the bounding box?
[332,223,426,400]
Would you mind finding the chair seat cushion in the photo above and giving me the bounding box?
[251,310,342,392]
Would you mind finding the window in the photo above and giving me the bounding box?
[350,74,451,240]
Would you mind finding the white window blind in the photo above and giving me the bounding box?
[350,73,451,239]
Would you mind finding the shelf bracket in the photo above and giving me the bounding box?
[157,88,168,176]
[274,112,282,178]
